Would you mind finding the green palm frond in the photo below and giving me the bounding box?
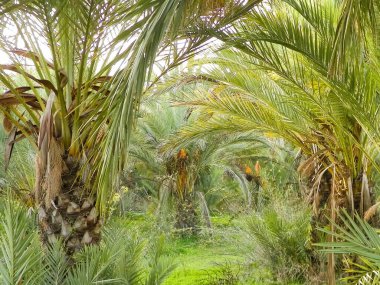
[330,0,378,76]
[145,235,176,285]
[357,270,380,285]
[317,210,380,284]
[154,0,380,222]
[41,241,68,285]
[0,127,35,195]
[88,0,262,213]
[66,245,116,285]
[0,195,42,285]
[245,193,312,282]
[318,211,380,262]
[104,228,145,285]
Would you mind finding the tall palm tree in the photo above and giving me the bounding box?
[0,0,261,254]
[162,0,380,281]
[172,0,380,222]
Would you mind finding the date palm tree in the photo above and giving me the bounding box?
[128,98,271,233]
[163,0,380,281]
[0,0,261,254]
[174,0,380,223]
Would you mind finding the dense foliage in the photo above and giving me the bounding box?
[1,0,380,284]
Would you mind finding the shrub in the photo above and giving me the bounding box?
[201,262,241,285]
[0,195,176,285]
[245,194,313,283]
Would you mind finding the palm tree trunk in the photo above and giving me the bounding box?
[308,170,332,281]
[175,194,198,235]
[35,139,101,255]
[308,166,376,283]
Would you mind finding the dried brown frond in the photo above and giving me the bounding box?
[44,138,64,209]
[3,116,12,133]
[364,202,380,221]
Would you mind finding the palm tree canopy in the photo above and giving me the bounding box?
[0,0,262,213]
[156,0,380,216]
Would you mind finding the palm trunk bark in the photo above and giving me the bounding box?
[174,194,198,235]
[168,149,199,235]
[308,170,332,281]
[308,166,376,283]
[35,138,101,255]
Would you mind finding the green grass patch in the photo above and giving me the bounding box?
[163,235,245,285]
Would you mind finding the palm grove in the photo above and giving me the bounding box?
[1,0,380,284]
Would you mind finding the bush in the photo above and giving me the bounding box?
[245,193,313,283]
[0,195,176,285]
[201,262,241,285]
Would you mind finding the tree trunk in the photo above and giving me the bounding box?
[174,194,198,236]
[169,149,199,235]
[307,166,376,283]
[308,170,332,282]
[35,139,101,256]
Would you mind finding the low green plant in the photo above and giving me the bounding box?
[201,262,241,285]
[318,211,380,285]
[0,195,41,284]
[244,193,313,283]
[0,194,176,285]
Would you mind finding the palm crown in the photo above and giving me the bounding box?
[169,0,380,219]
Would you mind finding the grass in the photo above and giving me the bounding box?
[107,209,311,284]
[111,212,250,284]
[163,237,244,285]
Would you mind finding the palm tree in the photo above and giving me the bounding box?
[161,0,380,281]
[127,98,271,233]
[171,0,380,223]
[127,100,199,233]
[0,0,261,254]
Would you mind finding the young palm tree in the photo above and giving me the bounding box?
[128,99,270,233]
[128,101,199,233]
[0,0,261,254]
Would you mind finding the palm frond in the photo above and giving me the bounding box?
[0,194,43,285]
[42,241,68,285]
[317,210,380,284]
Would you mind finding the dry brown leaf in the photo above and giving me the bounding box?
[364,202,380,221]
[4,126,16,171]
